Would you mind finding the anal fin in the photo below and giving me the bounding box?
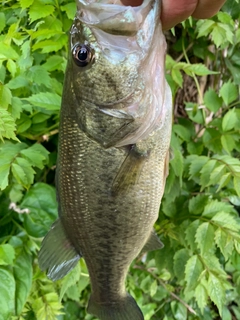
[141,230,164,254]
[38,219,81,281]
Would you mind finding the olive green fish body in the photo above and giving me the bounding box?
[39,0,172,319]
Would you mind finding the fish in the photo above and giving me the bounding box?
[38,0,172,319]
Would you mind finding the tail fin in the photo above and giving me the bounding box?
[87,294,144,320]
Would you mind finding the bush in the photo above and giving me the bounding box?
[0,0,239,319]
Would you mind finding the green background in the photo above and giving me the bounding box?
[0,0,240,319]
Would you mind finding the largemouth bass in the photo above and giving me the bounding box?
[39,0,172,319]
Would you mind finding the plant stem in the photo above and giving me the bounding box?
[134,265,197,315]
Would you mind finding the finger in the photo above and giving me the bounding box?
[161,0,197,30]
[121,0,198,29]
[192,0,227,19]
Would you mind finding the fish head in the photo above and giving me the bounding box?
[66,0,169,147]
[70,0,160,104]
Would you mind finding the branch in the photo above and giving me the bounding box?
[134,265,197,315]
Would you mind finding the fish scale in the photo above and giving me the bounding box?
[39,0,172,319]
[59,117,161,299]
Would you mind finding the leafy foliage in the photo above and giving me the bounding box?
[0,0,239,319]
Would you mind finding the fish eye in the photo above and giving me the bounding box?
[72,44,94,67]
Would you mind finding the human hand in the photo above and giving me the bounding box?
[120,0,227,30]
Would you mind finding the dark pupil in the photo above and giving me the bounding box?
[78,47,88,61]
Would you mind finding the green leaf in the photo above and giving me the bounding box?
[202,128,222,153]
[204,88,222,112]
[186,104,205,124]
[0,267,16,319]
[25,92,61,111]
[10,97,23,120]
[170,301,187,320]
[185,255,203,291]
[20,144,49,169]
[173,124,191,142]
[21,183,58,237]
[29,2,55,23]
[202,200,234,218]
[0,83,12,108]
[184,63,218,76]
[194,282,208,313]
[0,108,18,142]
[216,172,231,191]
[212,211,240,232]
[211,23,233,47]
[14,249,32,316]
[195,222,215,255]
[188,194,209,215]
[60,3,76,20]
[0,12,6,33]
[12,160,35,188]
[215,228,234,259]
[65,285,81,302]
[0,163,11,190]
[32,292,63,319]
[27,66,51,88]
[150,280,158,297]
[20,0,34,8]
[0,244,15,265]
[170,134,183,179]
[185,220,200,251]
[200,159,217,189]
[171,68,183,87]
[217,12,234,24]
[16,114,32,133]
[219,81,238,105]
[0,142,27,190]
[202,255,228,279]
[7,76,29,90]
[207,273,225,316]
[6,59,17,78]
[209,164,226,186]
[222,108,237,131]
[221,134,236,154]
[188,155,209,180]
[0,42,19,60]
[42,55,66,72]
[222,307,233,320]
[225,58,240,85]
[9,183,24,203]
[222,0,240,19]
[59,263,81,301]
[234,176,240,197]
[173,249,190,281]
[197,20,215,38]
[32,113,50,124]
[32,36,67,53]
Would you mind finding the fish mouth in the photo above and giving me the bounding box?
[76,0,152,35]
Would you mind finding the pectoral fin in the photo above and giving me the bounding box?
[38,219,81,281]
[141,230,164,254]
[112,144,149,196]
